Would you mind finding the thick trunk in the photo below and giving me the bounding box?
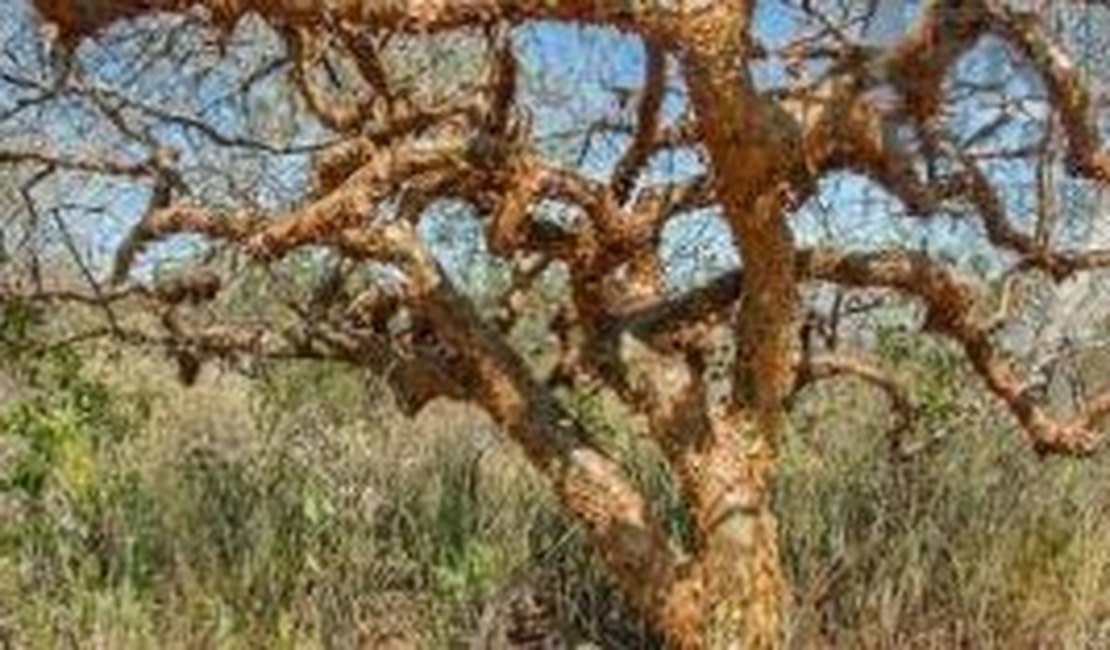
[653,501,784,650]
[669,3,804,646]
[431,269,791,649]
[628,334,788,647]
[700,501,784,649]
[671,413,786,649]
[643,409,786,649]
[695,417,784,649]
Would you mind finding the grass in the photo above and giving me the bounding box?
[0,339,1107,648]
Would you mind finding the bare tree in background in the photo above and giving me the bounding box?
[3,0,1110,646]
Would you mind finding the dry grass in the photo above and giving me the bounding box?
[0,340,1108,648]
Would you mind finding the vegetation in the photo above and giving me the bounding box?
[2,306,1109,648]
[1,0,1109,647]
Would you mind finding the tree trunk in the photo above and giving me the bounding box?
[628,343,789,648]
[700,503,784,649]
[698,429,784,648]
[675,414,786,649]
[670,3,806,646]
[653,505,785,650]
[430,263,793,648]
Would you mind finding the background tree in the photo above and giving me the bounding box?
[3,0,1110,647]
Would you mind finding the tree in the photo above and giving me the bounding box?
[3,0,1110,646]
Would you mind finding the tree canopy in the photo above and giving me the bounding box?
[2,1,1110,646]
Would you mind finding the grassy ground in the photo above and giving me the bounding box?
[0,341,1108,648]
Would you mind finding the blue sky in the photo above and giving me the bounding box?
[0,0,1106,293]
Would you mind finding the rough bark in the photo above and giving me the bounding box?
[669,4,802,646]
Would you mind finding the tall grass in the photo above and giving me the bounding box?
[0,340,1107,648]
